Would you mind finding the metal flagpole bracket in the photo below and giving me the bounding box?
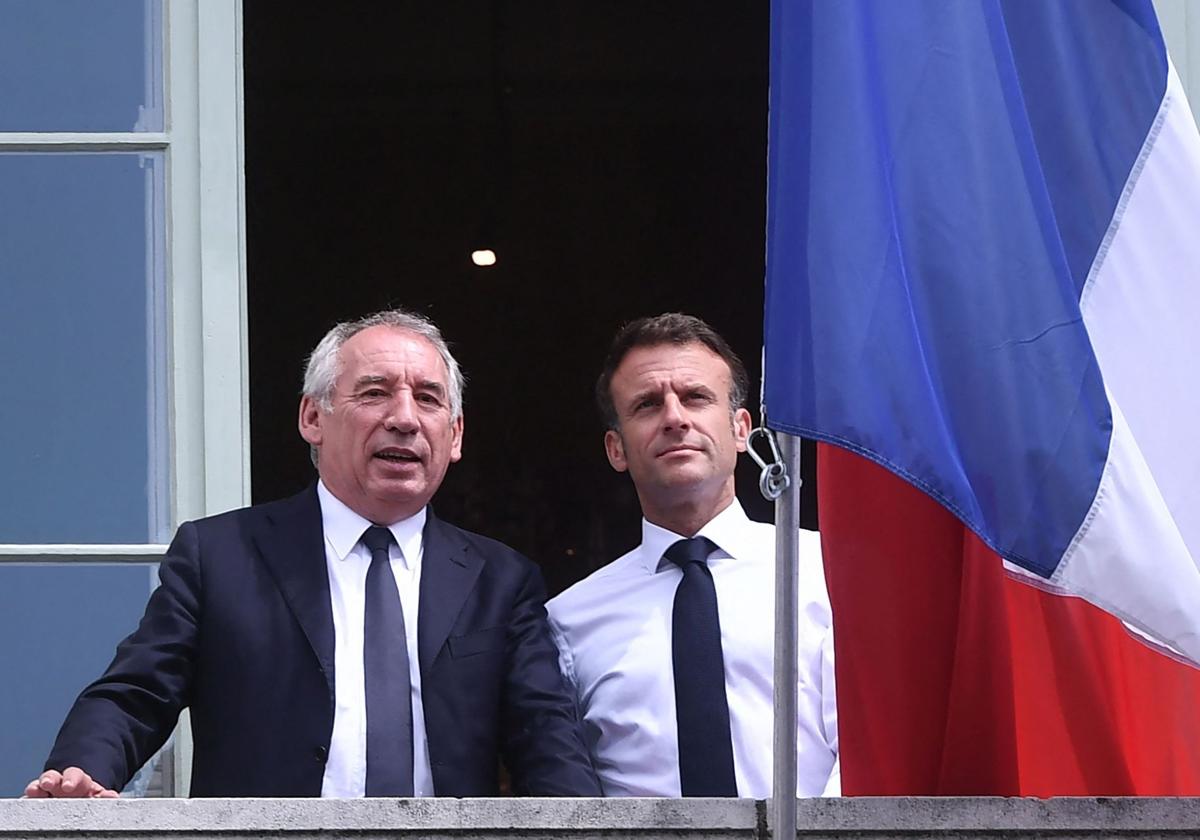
[748,426,793,501]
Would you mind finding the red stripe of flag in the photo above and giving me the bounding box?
[819,443,1200,795]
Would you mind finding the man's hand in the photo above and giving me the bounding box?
[23,768,118,799]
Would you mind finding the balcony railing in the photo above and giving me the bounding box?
[4,796,1200,840]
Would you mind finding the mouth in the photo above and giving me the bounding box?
[657,445,701,458]
[373,448,422,464]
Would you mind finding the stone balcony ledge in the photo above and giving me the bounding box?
[3,796,1199,840]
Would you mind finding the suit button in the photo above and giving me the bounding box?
[314,745,328,763]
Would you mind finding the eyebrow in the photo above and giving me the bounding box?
[627,381,717,408]
[351,375,447,396]
[625,389,661,411]
[414,379,447,396]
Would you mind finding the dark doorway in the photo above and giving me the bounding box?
[243,3,814,594]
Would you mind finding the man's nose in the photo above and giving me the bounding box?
[383,393,419,432]
[662,394,690,430]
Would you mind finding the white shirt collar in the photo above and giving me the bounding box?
[317,480,427,569]
[638,497,754,574]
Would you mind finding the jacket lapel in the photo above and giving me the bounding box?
[418,510,484,673]
[251,485,336,693]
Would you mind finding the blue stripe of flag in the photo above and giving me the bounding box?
[764,0,1166,576]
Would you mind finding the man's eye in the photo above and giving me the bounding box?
[362,389,388,399]
[416,392,442,406]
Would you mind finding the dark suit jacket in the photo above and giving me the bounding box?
[45,487,600,797]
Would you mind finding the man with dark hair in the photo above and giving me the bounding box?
[548,312,838,797]
[28,308,600,800]
[593,312,752,432]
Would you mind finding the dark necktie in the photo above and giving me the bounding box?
[665,536,738,796]
[361,525,415,797]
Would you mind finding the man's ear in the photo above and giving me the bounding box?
[604,428,628,473]
[449,414,464,463]
[733,407,752,453]
[298,395,323,447]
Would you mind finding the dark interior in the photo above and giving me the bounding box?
[243,2,815,594]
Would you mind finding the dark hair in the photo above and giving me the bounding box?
[595,313,749,429]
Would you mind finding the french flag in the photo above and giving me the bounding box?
[765,0,1200,793]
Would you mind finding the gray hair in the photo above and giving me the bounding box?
[302,309,465,421]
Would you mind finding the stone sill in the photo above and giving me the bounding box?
[3,797,1199,839]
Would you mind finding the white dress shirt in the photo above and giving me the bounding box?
[317,481,435,797]
[546,499,839,798]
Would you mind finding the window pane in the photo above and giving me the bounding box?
[0,563,157,797]
[0,153,168,543]
[0,0,162,132]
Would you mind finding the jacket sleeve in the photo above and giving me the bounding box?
[43,522,202,792]
[499,560,601,796]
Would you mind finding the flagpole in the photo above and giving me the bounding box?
[772,431,800,840]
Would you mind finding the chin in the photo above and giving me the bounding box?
[653,468,713,489]
[366,479,423,502]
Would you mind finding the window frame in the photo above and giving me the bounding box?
[0,0,248,796]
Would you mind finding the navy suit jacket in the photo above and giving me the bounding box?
[45,487,600,797]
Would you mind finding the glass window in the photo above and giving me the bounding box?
[0,563,157,796]
[0,0,162,132]
[0,152,168,543]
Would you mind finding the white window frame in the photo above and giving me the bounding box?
[1156,0,1200,125]
[0,0,249,797]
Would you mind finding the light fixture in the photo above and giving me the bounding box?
[471,249,497,267]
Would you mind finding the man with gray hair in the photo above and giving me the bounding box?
[29,309,600,799]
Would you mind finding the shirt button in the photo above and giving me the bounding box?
[313,745,328,763]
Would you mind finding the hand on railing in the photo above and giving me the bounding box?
[23,767,118,799]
